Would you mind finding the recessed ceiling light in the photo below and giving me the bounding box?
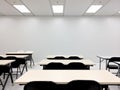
[86,5,103,13]
[52,5,63,13]
[13,5,31,13]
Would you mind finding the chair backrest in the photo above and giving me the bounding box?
[66,80,102,90]
[68,56,81,60]
[67,62,89,70]
[109,57,120,62]
[0,56,4,60]
[44,62,65,69]
[107,57,119,69]
[6,56,16,60]
[0,67,3,75]
[6,56,22,67]
[0,65,10,73]
[54,56,65,59]
[24,81,58,90]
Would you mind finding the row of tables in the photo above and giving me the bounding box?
[0,60,15,90]
[6,51,34,67]
[0,51,34,90]
[14,55,120,90]
[1,54,120,90]
[39,59,94,69]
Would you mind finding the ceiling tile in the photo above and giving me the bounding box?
[96,0,120,15]
[22,0,52,16]
[0,0,119,16]
[64,0,94,16]
[0,0,22,15]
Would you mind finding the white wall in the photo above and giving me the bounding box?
[0,16,120,62]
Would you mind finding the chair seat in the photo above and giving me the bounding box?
[107,65,118,69]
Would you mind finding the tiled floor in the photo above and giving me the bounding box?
[0,62,120,90]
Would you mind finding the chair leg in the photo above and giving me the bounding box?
[16,68,19,79]
[2,72,13,90]
[102,85,109,90]
[19,66,22,75]
[116,66,120,76]
[30,55,35,67]
[9,72,13,84]
[0,78,3,87]
[3,73,5,79]
[30,59,32,68]
[21,62,28,74]
[31,58,35,66]
[2,73,10,90]
[25,63,28,71]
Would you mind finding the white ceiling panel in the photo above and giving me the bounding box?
[0,0,22,15]
[96,0,120,15]
[0,0,120,16]
[21,0,52,16]
[64,0,94,16]
[84,0,110,15]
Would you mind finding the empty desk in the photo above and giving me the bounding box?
[47,55,84,59]
[6,51,34,67]
[14,70,120,90]
[0,55,29,74]
[38,59,95,69]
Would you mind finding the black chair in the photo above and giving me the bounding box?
[54,56,65,59]
[24,81,58,90]
[0,56,4,60]
[66,62,89,70]
[107,57,119,75]
[16,58,28,75]
[44,62,65,70]
[68,56,82,60]
[66,80,102,90]
[6,56,22,78]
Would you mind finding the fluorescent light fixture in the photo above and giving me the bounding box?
[86,5,103,13]
[52,5,63,13]
[13,5,31,13]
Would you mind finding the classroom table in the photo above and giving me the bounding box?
[6,51,34,67]
[0,60,15,65]
[0,60,15,90]
[0,55,29,74]
[47,55,84,59]
[39,59,95,69]
[6,51,33,55]
[0,55,28,59]
[14,70,120,90]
